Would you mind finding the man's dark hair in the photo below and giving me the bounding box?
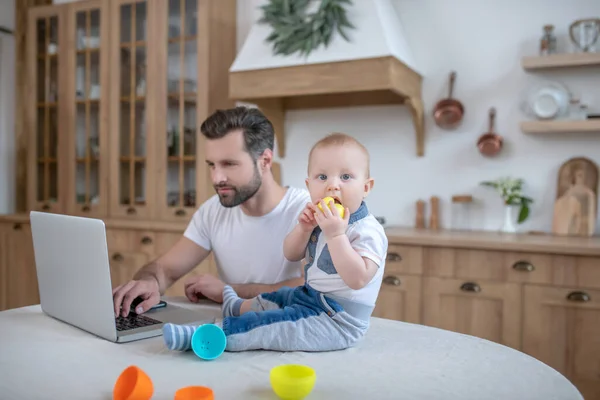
[200,106,274,160]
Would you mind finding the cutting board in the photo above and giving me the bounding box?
[552,157,598,236]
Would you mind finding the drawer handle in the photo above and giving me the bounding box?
[566,291,590,302]
[460,282,481,293]
[13,223,22,231]
[42,203,50,211]
[383,276,401,286]
[112,253,124,262]
[175,209,186,216]
[141,236,153,245]
[512,261,534,272]
[127,207,136,215]
[386,252,402,262]
[82,205,90,212]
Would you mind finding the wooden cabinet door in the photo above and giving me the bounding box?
[63,0,110,218]
[153,0,211,222]
[523,284,600,400]
[0,223,39,310]
[373,274,421,323]
[422,277,522,349]
[108,0,156,219]
[27,5,68,214]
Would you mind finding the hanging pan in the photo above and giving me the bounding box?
[477,107,503,157]
[433,71,464,130]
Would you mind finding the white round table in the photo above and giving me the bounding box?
[0,298,582,399]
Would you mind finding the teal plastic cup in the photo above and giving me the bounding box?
[191,324,227,360]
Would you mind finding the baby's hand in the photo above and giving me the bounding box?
[314,198,349,238]
[298,202,319,232]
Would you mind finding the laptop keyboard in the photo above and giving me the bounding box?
[115,313,162,331]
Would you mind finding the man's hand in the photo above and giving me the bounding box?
[315,198,350,239]
[184,274,225,303]
[112,277,160,317]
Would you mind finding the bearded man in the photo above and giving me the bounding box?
[112,107,310,317]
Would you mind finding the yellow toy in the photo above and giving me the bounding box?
[317,196,345,218]
[270,364,316,400]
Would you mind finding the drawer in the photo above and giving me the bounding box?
[385,244,423,275]
[423,247,600,290]
[506,252,600,289]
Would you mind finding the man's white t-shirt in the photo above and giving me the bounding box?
[184,186,311,285]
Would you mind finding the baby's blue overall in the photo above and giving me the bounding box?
[220,204,375,352]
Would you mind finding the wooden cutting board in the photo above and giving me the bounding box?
[552,157,598,236]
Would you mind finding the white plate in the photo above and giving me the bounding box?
[524,81,570,120]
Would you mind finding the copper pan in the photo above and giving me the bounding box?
[433,71,464,130]
[477,107,503,157]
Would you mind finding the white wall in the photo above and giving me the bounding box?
[237,0,600,234]
[0,0,15,214]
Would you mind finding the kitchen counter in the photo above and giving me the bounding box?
[384,226,600,257]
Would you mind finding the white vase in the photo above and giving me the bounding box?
[501,205,518,233]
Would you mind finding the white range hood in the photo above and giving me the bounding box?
[229,0,425,157]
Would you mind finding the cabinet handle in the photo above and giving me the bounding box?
[141,236,153,245]
[512,261,534,272]
[175,209,186,216]
[386,252,402,262]
[383,276,401,286]
[42,203,50,211]
[13,223,22,231]
[82,205,90,212]
[127,207,136,215]
[112,253,124,262]
[460,282,481,293]
[566,291,590,302]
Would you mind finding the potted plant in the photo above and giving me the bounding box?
[480,177,534,233]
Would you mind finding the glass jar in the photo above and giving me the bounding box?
[540,24,557,55]
[451,195,473,231]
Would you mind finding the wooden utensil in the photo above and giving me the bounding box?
[552,157,598,236]
[477,107,503,157]
[416,200,426,228]
[433,71,464,130]
[429,196,440,230]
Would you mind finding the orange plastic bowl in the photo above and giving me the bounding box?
[174,386,214,400]
[113,365,154,400]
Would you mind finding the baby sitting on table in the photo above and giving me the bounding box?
[163,132,388,352]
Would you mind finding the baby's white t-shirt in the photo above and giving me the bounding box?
[183,186,311,285]
[305,208,388,306]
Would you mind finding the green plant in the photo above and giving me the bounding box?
[258,0,355,57]
[480,177,534,223]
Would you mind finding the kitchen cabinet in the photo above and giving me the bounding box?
[377,227,600,400]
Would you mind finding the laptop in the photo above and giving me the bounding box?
[29,211,218,343]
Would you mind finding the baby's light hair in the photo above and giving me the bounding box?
[308,132,371,177]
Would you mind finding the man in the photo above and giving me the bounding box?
[112,106,310,317]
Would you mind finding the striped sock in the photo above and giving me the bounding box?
[222,285,243,317]
[162,323,199,351]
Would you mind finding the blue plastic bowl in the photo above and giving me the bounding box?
[191,324,227,360]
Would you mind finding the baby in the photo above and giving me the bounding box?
[163,132,388,352]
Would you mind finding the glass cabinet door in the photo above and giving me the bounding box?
[65,0,109,217]
[155,0,208,221]
[109,0,154,219]
[27,6,66,213]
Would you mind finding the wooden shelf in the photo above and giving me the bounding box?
[520,119,600,134]
[521,52,600,71]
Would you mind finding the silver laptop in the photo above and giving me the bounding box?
[29,211,218,343]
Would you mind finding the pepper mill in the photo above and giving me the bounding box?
[429,196,440,230]
[416,200,426,229]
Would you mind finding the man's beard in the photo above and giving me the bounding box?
[214,165,262,208]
